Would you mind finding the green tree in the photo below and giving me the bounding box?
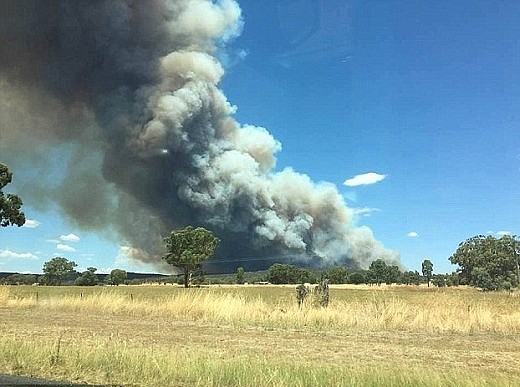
[75,267,99,286]
[449,235,519,289]
[42,257,77,285]
[191,266,205,286]
[348,271,366,285]
[298,268,316,284]
[162,226,219,288]
[236,267,245,284]
[268,263,295,284]
[367,259,388,285]
[400,270,421,285]
[432,274,447,288]
[422,259,434,287]
[267,263,315,284]
[326,266,348,284]
[445,272,460,287]
[471,267,496,291]
[4,273,37,285]
[105,269,127,286]
[384,265,401,285]
[0,163,26,227]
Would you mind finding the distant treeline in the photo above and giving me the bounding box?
[0,271,169,286]
[3,234,518,291]
[0,260,445,287]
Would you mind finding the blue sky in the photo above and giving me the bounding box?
[1,0,520,274]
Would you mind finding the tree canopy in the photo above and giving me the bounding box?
[105,269,127,286]
[0,163,25,227]
[449,235,519,290]
[325,266,348,284]
[365,259,405,285]
[3,273,37,285]
[42,257,77,286]
[75,267,99,286]
[236,267,245,284]
[162,226,219,288]
[267,263,315,284]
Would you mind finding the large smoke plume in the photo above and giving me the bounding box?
[0,0,399,271]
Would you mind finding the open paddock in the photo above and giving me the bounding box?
[1,285,520,386]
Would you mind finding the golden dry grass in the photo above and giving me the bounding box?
[3,285,520,334]
[1,285,520,386]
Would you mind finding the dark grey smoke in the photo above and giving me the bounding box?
[0,0,399,272]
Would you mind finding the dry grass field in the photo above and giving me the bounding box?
[1,284,520,386]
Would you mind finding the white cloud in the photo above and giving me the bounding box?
[0,249,38,260]
[59,233,80,243]
[343,172,386,187]
[407,232,419,238]
[23,219,40,228]
[352,207,381,217]
[57,244,76,252]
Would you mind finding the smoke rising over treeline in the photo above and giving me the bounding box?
[0,0,399,271]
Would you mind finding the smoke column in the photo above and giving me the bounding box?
[0,0,399,271]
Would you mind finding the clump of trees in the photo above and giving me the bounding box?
[105,269,127,286]
[2,273,38,285]
[431,273,459,288]
[325,266,348,284]
[75,267,99,286]
[38,258,133,286]
[0,163,25,228]
[267,263,316,284]
[449,235,519,291]
[259,261,423,286]
[365,259,421,286]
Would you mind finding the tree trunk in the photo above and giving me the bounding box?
[183,266,190,288]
